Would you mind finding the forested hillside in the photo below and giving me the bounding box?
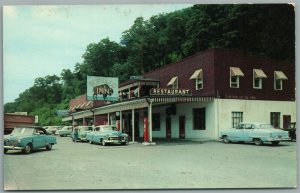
[4,4,295,125]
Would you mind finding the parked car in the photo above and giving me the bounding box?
[282,122,296,141]
[4,126,57,154]
[86,125,128,146]
[45,126,62,135]
[71,126,93,142]
[55,126,72,137]
[220,122,290,146]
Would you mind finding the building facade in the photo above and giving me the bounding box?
[63,48,296,141]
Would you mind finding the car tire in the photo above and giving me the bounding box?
[102,139,106,146]
[254,138,263,146]
[271,141,280,145]
[23,144,32,154]
[222,136,230,144]
[46,144,52,150]
[89,140,93,144]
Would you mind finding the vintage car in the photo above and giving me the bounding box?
[4,126,57,154]
[86,125,128,146]
[220,122,290,145]
[282,122,296,141]
[45,126,62,135]
[55,126,72,137]
[71,126,93,142]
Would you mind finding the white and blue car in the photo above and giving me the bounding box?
[86,125,128,146]
[4,126,57,154]
[220,122,290,146]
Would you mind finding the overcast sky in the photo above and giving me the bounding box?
[3,4,192,104]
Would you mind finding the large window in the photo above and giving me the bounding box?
[232,112,243,128]
[193,108,206,130]
[152,113,161,131]
[270,112,280,128]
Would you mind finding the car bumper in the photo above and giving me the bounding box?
[4,146,24,150]
[103,139,127,144]
[266,137,291,142]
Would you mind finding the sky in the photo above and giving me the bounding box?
[3,4,192,104]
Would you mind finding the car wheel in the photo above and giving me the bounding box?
[89,140,93,144]
[222,136,230,143]
[23,144,32,154]
[271,141,280,145]
[102,139,106,146]
[46,144,52,150]
[254,138,263,146]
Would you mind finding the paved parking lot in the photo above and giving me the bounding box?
[3,136,297,190]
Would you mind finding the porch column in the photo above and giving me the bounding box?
[132,109,135,142]
[107,113,110,125]
[120,111,122,132]
[148,100,153,142]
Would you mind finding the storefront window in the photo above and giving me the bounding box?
[270,112,280,128]
[193,108,205,130]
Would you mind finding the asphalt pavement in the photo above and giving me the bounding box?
[3,136,298,190]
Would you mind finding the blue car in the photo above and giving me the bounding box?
[86,125,128,146]
[220,122,290,146]
[4,126,57,154]
[71,126,93,142]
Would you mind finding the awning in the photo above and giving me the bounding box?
[62,96,214,122]
[230,67,245,77]
[274,71,288,80]
[167,76,178,86]
[253,69,267,78]
[189,69,203,79]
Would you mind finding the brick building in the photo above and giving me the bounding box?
[4,113,36,134]
[62,48,296,142]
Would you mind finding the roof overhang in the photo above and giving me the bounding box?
[62,96,214,121]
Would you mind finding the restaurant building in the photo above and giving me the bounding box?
[62,48,296,142]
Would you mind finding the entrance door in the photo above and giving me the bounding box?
[283,115,291,129]
[179,116,185,139]
[166,117,171,139]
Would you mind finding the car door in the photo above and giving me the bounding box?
[240,124,254,142]
[230,124,245,141]
[32,129,46,148]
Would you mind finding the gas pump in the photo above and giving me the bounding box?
[143,118,149,142]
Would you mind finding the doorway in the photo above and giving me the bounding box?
[166,117,171,139]
[179,116,185,139]
[283,115,291,129]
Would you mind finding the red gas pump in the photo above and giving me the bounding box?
[143,118,149,142]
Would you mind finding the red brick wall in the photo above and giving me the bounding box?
[144,49,216,97]
[4,114,35,134]
[214,49,295,101]
[143,48,295,101]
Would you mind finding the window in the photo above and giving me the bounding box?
[189,69,203,90]
[196,78,203,90]
[270,112,280,128]
[274,71,288,90]
[253,69,267,89]
[230,76,239,88]
[193,108,206,130]
[232,112,243,128]
[152,113,160,131]
[230,67,244,88]
[167,76,178,89]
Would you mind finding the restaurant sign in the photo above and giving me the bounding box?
[150,88,192,96]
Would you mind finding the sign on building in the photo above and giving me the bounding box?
[150,88,192,96]
[56,110,70,117]
[86,76,119,101]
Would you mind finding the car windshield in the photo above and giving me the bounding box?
[80,127,92,131]
[259,124,274,129]
[11,127,34,135]
[102,126,117,132]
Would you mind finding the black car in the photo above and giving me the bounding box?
[283,122,296,141]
